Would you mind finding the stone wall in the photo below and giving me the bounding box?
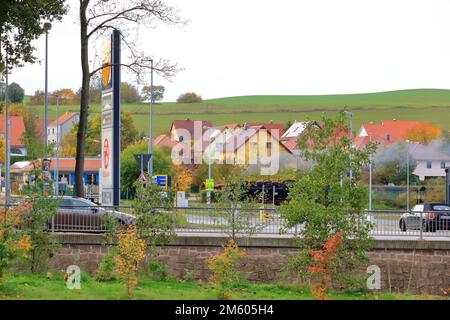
[50,234,450,295]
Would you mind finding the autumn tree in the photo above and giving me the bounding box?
[28,90,45,106]
[405,123,441,144]
[74,0,185,197]
[0,0,67,73]
[176,92,202,104]
[121,82,141,103]
[60,111,139,157]
[50,88,78,105]
[141,85,165,102]
[281,111,376,289]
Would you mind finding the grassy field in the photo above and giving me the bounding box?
[25,88,450,135]
[0,272,443,300]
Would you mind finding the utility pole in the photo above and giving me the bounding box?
[344,110,353,180]
[54,95,60,195]
[43,22,52,157]
[4,55,10,205]
[148,59,154,180]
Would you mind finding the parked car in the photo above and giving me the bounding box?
[399,203,450,232]
[48,196,135,232]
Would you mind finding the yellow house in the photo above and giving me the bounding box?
[217,125,297,174]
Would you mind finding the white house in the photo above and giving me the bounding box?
[410,143,450,180]
[47,112,79,146]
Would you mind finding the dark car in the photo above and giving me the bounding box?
[47,197,135,232]
[399,203,450,232]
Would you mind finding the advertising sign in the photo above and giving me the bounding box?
[99,29,121,206]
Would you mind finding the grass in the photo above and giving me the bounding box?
[25,88,450,136]
[0,272,444,300]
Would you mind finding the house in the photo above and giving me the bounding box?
[408,143,450,180]
[153,134,179,149]
[353,120,421,149]
[281,121,322,154]
[0,115,27,156]
[220,125,297,173]
[10,157,100,194]
[170,119,213,143]
[47,112,79,146]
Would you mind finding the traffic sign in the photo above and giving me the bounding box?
[205,179,214,191]
[153,175,171,190]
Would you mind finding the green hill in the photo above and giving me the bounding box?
[25,88,450,135]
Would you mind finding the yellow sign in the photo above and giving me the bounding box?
[205,179,214,191]
[101,39,111,90]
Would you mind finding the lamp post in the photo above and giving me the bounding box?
[344,110,353,179]
[43,22,52,157]
[4,54,10,205]
[148,59,154,181]
[405,140,419,211]
[54,95,60,195]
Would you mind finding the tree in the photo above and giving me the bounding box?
[141,85,165,102]
[0,0,67,73]
[60,111,139,157]
[50,88,77,105]
[74,0,185,197]
[121,82,141,103]
[7,82,24,103]
[405,123,441,144]
[120,141,172,199]
[176,92,202,104]
[28,90,45,106]
[20,107,44,159]
[281,111,376,289]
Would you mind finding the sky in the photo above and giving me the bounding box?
[8,0,450,102]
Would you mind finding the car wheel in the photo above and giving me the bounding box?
[399,219,407,232]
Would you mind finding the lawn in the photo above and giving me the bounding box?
[0,272,444,300]
[25,88,450,136]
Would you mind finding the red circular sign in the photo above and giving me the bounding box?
[103,138,110,169]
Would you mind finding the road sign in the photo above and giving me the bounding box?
[205,179,214,191]
[134,154,151,171]
[138,172,147,184]
[153,175,171,190]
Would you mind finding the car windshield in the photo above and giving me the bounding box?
[431,205,450,211]
[412,205,424,212]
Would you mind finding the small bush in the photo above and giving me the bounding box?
[147,260,168,281]
[176,92,202,104]
[208,239,245,300]
[95,249,116,281]
[113,225,146,299]
[200,190,222,203]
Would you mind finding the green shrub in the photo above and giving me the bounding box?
[95,249,116,281]
[200,190,222,203]
[147,260,168,281]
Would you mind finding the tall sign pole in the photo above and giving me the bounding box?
[4,55,10,205]
[100,29,121,206]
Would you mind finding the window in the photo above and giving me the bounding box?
[266,142,272,149]
[427,161,432,169]
[52,128,55,134]
[441,161,446,169]
[386,134,390,141]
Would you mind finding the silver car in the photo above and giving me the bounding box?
[49,197,135,232]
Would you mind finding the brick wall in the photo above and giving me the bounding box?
[49,234,450,295]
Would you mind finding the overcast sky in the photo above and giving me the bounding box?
[8,0,450,102]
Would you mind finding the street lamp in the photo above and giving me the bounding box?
[43,22,52,158]
[148,59,154,180]
[4,53,10,204]
[343,110,353,180]
[405,140,419,211]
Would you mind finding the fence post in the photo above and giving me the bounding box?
[419,211,423,240]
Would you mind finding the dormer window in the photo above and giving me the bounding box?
[386,133,390,141]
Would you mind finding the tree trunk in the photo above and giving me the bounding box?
[75,0,90,198]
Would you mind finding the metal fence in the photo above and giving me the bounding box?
[19,204,450,239]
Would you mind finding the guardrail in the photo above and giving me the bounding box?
[9,203,450,239]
